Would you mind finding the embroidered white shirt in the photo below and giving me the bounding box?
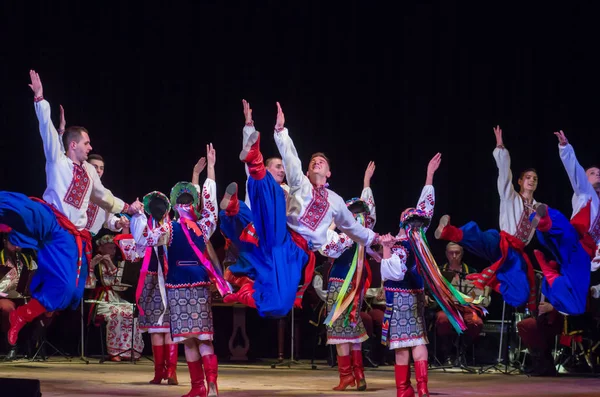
[85,204,122,235]
[320,187,377,258]
[35,99,125,230]
[493,147,537,244]
[559,143,600,242]
[380,185,435,281]
[273,128,375,252]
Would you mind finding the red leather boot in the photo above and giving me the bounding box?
[8,298,46,346]
[413,360,430,397]
[224,268,254,289]
[434,215,463,241]
[223,282,257,308]
[534,250,560,287]
[165,343,179,385]
[182,360,207,397]
[220,182,239,216]
[239,131,266,179]
[351,349,367,391]
[532,204,552,232]
[149,344,166,384]
[333,354,355,391]
[202,354,219,397]
[394,364,415,397]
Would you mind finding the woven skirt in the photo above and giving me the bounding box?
[167,284,213,343]
[325,279,368,345]
[138,273,171,333]
[387,288,428,349]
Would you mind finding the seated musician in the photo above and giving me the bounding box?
[87,234,144,361]
[0,232,37,360]
[435,242,491,365]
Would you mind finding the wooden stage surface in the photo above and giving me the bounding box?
[1,358,600,396]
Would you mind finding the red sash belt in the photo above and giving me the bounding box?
[30,197,92,288]
[289,229,316,308]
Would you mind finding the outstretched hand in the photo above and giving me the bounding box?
[427,152,442,175]
[275,102,285,131]
[128,198,143,215]
[554,130,568,146]
[493,125,503,146]
[193,157,207,175]
[59,105,66,133]
[28,70,43,98]
[207,143,216,167]
[380,233,396,248]
[364,161,376,188]
[242,99,253,124]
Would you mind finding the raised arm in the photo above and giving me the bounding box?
[30,70,62,162]
[191,157,206,186]
[555,131,595,197]
[197,144,218,239]
[362,161,377,228]
[417,153,441,222]
[273,102,306,188]
[492,125,517,200]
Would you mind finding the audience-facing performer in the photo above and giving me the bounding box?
[88,235,144,361]
[0,70,141,346]
[435,242,490,364]
[435,126,538,311]
[225,102,378,318]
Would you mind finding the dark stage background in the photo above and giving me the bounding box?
[1,1,600,357]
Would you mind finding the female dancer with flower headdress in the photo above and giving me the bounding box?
[380,153,482,397]
[319,161,376,391]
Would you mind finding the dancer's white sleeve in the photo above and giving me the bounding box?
[381,246,408,281]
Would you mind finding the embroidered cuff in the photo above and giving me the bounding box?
[275,126,285,133]
[33,96,44,103]
[496,144,505,149]
[245,121,254,126]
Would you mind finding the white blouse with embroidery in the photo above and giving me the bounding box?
[319,187,377,258]
[35,99,125,230]
[493,147,537,244]
[380,185,435,281]
[273,128,376,252]
[559,143,600,242]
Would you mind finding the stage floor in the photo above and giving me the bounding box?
[1,358,600,396]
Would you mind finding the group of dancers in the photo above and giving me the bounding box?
[0,70,598,397]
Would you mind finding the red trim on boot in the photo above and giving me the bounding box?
[533,250,560,287]
[394,364,415,397]
[413,360,430,397]
[202,354,219,397]
[182,360,207,397]
[240,132,266,180]
[149,344,166,384]
[351,349,367,391]
[223,282,256,308]
[239,223,259,247]
[333,355,355,391]
[224,268,254,288]
[537,215,552,233]
[440,223,463,242]
[8,298,46,346]
[165,343,179,385]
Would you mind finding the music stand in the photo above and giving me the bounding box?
[270,307,317,370]
[478,300,521,375]
[438,270,477,373]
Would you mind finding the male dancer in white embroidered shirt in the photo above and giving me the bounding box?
[0,70,141,346]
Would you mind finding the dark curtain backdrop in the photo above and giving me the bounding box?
[1,1,599,266]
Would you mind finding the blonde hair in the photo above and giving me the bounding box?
[446,242,463,253]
